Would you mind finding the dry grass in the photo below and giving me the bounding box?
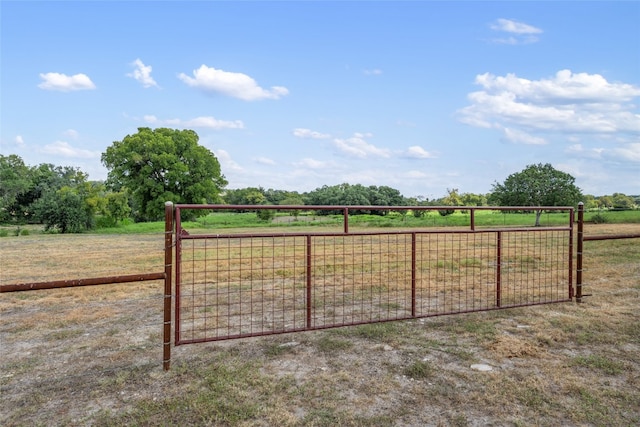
[1,224,639,426]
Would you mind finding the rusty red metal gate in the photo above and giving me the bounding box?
[172,205,574,346]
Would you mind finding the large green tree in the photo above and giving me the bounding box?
[102,128,227,221]
[489,163,582,226]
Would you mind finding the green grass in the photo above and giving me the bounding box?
[5,208,636,235]
[403,359,433,379]
[571,354,626,375]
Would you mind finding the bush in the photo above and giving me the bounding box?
[20,228,30,236]
[591,212,608,224]
[0,229,8,237]
[256,209,275,222]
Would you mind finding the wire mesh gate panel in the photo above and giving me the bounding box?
[174,206,573,345]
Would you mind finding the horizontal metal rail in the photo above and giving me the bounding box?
[0,272,166,293]
[583,233,640,241]
[178,226,572,240]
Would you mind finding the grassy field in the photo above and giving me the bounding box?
[1,222,639,426]
[3,207,637,237]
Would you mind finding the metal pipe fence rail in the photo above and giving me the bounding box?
[173,205,574,347]
[0,202,174,370]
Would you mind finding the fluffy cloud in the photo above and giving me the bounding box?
[127,59,158,88]
[292,128,331,139]
[15,135,24,145]
[405,145,435,158]
[254,157,276,165]
[41,141,99,158]
[293,158,336,169]
[612,143,640,162]
[178,65,289,101]
[502,128,547,145]
[491,18,542,34]
[332,133,391,158]
[458,69,640,143]
[143,115,244,130]
[214,149,244,172]
[489,18,542,44]
[38,72,96,91]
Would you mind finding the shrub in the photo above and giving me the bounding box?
[591,213,608,224]
[20,229,30,236]
[0,229,8,237]
[256,209,275,222]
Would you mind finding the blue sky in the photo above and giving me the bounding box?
[1,1,639,199]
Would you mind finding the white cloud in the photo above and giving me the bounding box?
[127,58,158,88]
[292,128,331,139]
[489,18,542,44]
[293,158,336,169]
[458,70,640,143]
[405,145,435,158]
[254,157,276,165]
[15,135,24,145]
[566,144,604,159]
[38,72,96,91]
[611,143,640,162]
[332,133,391,158]
[491,18,542,35]
[502,128,547,145]
[178,65,289,101]
[143,115,244,130]
[214,149,244,172]
[41,141,99,158]
[363,69,383,75]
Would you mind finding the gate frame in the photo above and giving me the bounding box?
[170,204,575,349]
[575,202,640,303]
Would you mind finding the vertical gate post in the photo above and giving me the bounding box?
[576,202,584,303]
[163,201,174,371]
[306,235,312,328]
[496,231,502,308]
[411,232,416,317]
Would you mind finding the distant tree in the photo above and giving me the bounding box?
[597,195,613,209]
[582,194,598,210]
[32,186,90,233]
[437,188,462,217]
[279,194,305,218]
[489,163,582,226]
[0,155,31,223]
[611,193,635,210]
[264,188,302,205]
[100,190,132,226]
[460,192,487,207]
[303,183,406,215]
[102,128,227,221]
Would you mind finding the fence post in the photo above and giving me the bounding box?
[306,235,312,329]
[496,231,502,308]
[163,201,174,370]
[411,232,416,317]
[576,202,584,303]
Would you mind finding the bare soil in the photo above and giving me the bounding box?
[1,224,639,426]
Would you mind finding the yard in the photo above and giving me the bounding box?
[1,223,638,426]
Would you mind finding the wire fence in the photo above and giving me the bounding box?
[174,205,573,345]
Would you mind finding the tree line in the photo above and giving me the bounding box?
[1,128,637,233]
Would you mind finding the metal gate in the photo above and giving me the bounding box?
[173,205,574,346]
